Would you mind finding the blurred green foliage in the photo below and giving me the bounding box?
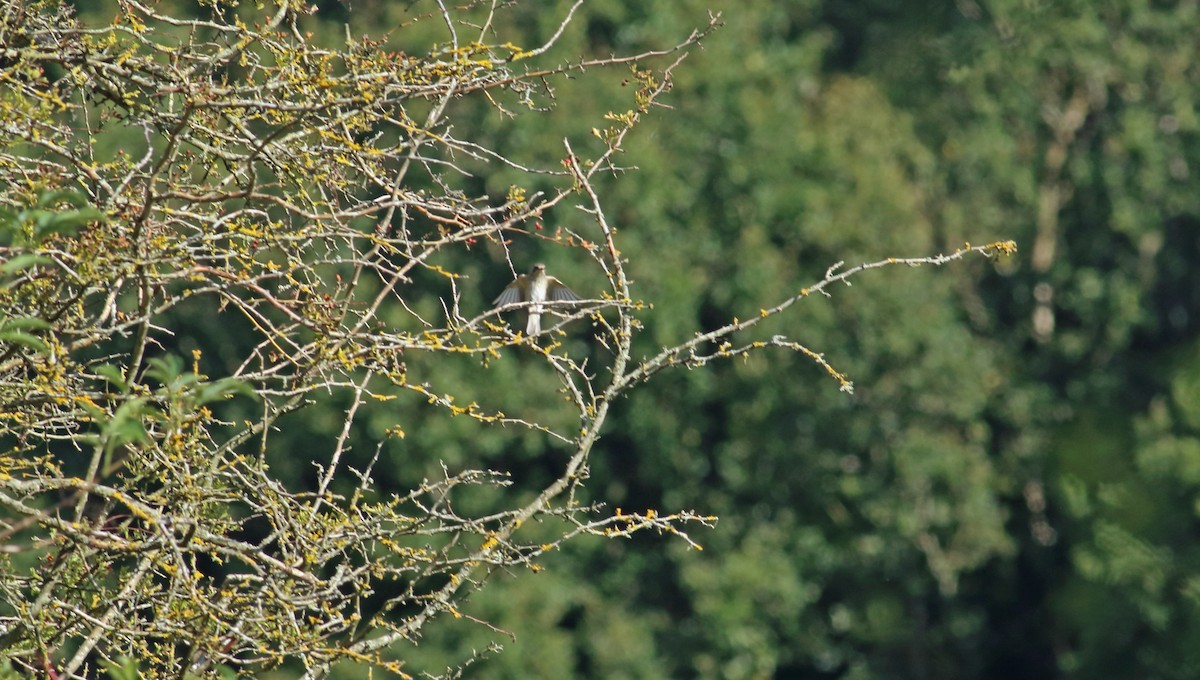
[52,0,1200,677]
[364,1,1199,678]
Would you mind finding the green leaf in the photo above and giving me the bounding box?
[0,317,51,352]
[144,355,185,384]
[195,377,258,405]
[0,330,48,352]
[94,364,132,393]
[0,316,51,332]
[103,398,150,455]
[102,655,141,680]
[0,254,52,275]
[33,207,102,241]
[77,400,106,422]
[35,189,90,210]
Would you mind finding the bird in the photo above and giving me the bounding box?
[492,263,580,336]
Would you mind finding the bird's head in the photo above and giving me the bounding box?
[530,263,546,274]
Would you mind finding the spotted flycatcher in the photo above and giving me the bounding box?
[492,263,580,335]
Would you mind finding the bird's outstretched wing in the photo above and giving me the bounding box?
[492,277,527,307]
[546,278,579,302]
